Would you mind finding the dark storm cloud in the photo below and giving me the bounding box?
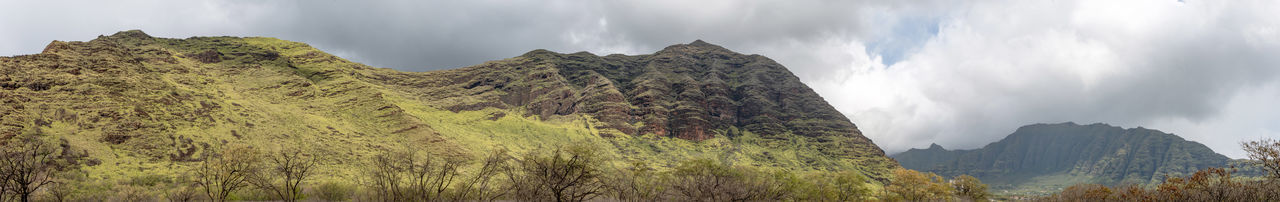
[3,0,1279,158]
[246,0,603,70]
[0,0,945,74]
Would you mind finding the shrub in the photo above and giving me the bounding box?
[312,181,356,201]
[113,185,157,202]
[952,175,989,201]
[602,161,668,201]
[884,168,953,201]
[1243,138,1280,180]
[164,184,202,202]
[1042,167,1280,201]
[127,174,171,187]
[667,158,798,201]
[1048,184,1113,201]
[798,170,871,201]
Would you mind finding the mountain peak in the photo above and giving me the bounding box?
[656,39,733,55]
[41,40,73,54]
[689,39,713,46]
[927,143,945,150]
[108,29,152,39]
[520,49,559,57]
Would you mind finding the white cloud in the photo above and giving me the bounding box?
[809,0,1280,158]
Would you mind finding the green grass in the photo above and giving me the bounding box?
[1,31,894,196]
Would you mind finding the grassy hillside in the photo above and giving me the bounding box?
[0,30,896,189]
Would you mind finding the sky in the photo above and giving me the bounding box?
[3,0,1279,158]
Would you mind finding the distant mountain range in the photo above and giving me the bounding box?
[892,122,1249,192]
[0,30,896,182]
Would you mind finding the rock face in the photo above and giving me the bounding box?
[0,31,898,181]
[368,39,890,162]
[892,122,1233,189]
[486,41,862,142]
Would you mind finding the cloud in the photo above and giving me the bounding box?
[3,0,1279,158]
[809,0,1280,158]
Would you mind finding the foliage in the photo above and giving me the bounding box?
[797,170,873,201]
[601,161,669,201]
[1041,168,1280,201]
[113,185,158,202]
[1242,138,1280,179]
[164,184,201,202]
[312,181,355,201]
[666,158,800,201]
[952,174,990,201]
[1045,184,1114,201]
[884,168,955,201]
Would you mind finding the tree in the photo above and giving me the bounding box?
[799,170,871,201]
[668,158,750,201]
[248,147,316,202]
[830,171,872,201]
[195,144,260,201]
[1050,184,1113,201]
[363,147,476,202]
[885,168,951,201]
[926,174,955,201]
[602,161,668,201]
[0,135,77,202]
[365,149,410,201]
[507,145,605,202]
[951,175,989,201]
[1158,167,1248,201]
[666,158,800,201]
[1243,138,1280,180]
[1114,184,1154,202]
[405,152,464,201]
[452,149,510,201]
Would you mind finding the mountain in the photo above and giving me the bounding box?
[0,30,896,182]
[892,122,1234,192]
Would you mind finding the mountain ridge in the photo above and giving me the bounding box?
[0,30,897,182]
[892,122,1236,192]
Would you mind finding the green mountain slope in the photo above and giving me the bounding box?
[0,30,897,183]
[892,122,1234,192]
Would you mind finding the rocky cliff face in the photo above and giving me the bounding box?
[0,30,897,181]
[374,40,862,140]
[892,122,1233,189]
[364,39,891,165]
